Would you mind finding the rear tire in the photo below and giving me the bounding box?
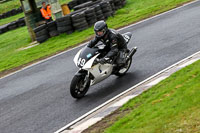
[70,75,90,99]
[115,58,132,76]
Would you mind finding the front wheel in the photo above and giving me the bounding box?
[70,75,90,99]
[115,58,132,76]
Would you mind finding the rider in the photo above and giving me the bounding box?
[87,20,128,64]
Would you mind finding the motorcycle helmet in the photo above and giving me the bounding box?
[94,20,108,38]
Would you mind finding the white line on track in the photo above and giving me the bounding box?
[63,52,200,133]
[55,50,200,133]
[0,0,199,80]
[53,0,200,132]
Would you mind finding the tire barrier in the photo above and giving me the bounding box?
[67,0,78,10]
[67,0,104,10]
[73,1,93,11]
[68,0,91,10]
[99,1,113,19]
[113,0,126,10]
[56,14,74,34]
[0,17,25,34]
[0,7,23,20]
[0,25,8,34]
[0,0,125,37]
[47,21,59,37]
[107,0,116,14]
[17,17,26,27]
[85,7,97,27]
[93,4,105,21]
[30,0,127,43]
[71,12,88,31]
[33,24,49,43]
[7,21,18,30]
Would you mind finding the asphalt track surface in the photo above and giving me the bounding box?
[1,1,200,133]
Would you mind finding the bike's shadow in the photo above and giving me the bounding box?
[76,71,140,100]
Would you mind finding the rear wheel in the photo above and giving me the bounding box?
[70,75,90,99]
[115,58,132,76]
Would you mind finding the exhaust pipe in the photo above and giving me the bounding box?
[127,47,137,60]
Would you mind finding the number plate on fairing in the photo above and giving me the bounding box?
[77,46,99,68]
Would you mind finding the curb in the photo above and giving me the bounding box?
[56,51,200,133]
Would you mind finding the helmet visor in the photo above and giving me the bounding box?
[96,31,104,36]
[96,29,106,37]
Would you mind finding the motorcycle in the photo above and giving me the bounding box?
[70,32,137,99]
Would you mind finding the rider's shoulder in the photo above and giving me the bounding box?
[109,29,118,35]
[108,29,118,38]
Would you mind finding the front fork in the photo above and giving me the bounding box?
[75,69,91,87]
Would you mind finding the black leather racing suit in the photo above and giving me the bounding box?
[87,29,127,61]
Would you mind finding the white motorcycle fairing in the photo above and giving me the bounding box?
[87,63,113,86]
[74,49,82,67]
[74,49,113,85]
[70,32,136,99]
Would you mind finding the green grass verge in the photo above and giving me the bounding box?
[104,60,200,133]
[0,0,21,14]
[59,0,72,5]
[0,13,24,26]
[0,0,71,15]
[0,0,71,26]
[0,0,193,73]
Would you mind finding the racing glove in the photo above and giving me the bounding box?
[99,57,110,64]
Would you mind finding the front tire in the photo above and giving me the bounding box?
[70,75,90,99]
[115,58,132,76]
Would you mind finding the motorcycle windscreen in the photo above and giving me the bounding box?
[77,47,99,68]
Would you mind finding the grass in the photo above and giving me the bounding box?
[0,0,71,15]
[103,60,200,133]
[0,26,94,72]
[0,0,194,74]
[0,0,21,14]
[0,13,24,26]
[0,0,71,25]
[59,0,72,5]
